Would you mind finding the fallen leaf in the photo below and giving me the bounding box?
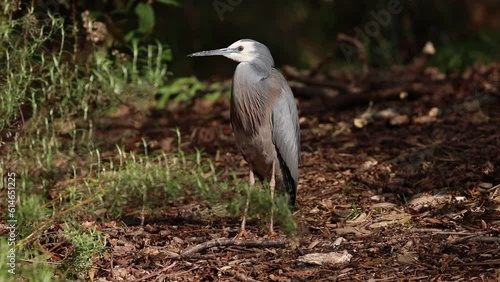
[298,251,352,266]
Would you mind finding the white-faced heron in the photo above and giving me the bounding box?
[188,39,301,236]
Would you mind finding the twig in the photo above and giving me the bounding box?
[110,250,114,281]
[225,269,261,282]
[466,236,500,243]
[410,229,499,244]
[309,33,369,76]
[19,195,99,247]
[166,266,199,277]
[309,41,339,77]
[18,259,60,265]
[337,33,369,74]
[137,262,177,281]
[367,277,397,282]
[289,76,361,94]
[447,234,489,244]
[409,276,431,281]
[409,228,478,235]
[488,183,500,191]
[450,259,500,266]
[296,82,437,114]
[180,238,287,258]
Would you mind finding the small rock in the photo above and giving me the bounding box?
[358,159,378,172]
[422,41,435,55]
[413,115,437,124]
[377,108,399,119]
[428,107,440,117]
[478,182,493,189]
[354,117,369,128]
[333,237,346,246]
[370,195,384,201]
[390,115,409,125]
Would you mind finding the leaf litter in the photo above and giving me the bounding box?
[12,63,500,281]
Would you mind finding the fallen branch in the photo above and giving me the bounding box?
[290,76,361,94]
[450,259,500,266]
[408,229,500,244]
[315,82,435,113]
[466,236,500,243]
[309,33,369,76]
[337,33,369,74]
[180,238,287,258]
[309,41,339,77]
[409,228,478,235]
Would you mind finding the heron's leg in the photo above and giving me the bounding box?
[236,169,254,239]
[269,160,276,235]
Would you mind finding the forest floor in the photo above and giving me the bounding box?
[6,63,499,281]
[81,63,500,281]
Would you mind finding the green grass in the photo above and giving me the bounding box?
[0,238,57,282]
[430,29,500,72]
[0,7,296,281]
[61,226,107,279]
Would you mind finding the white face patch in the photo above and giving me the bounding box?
[224,40,258,63]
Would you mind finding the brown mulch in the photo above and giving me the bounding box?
[77,62,500,281]
[21,62,500,281]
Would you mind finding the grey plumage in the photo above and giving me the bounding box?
[231,66,300,205]
[188,39,301,234]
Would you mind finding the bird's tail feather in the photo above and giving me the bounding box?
[277,153,296,207]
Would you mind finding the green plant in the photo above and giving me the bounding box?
[156,77,204,107]
[86,0,180,44]
[0,3,297,280]
[346,200,361,220]
[156,78,231,108]
[0,4,173,280]
[430,29,500,72]
[61,227,107,278]
[0,239,58,282]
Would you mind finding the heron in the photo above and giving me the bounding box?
[188,39,301,236]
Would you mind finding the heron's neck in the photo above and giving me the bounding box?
[231,63,270,134]
[247,59,272,79]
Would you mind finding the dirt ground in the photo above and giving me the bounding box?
[76,64,500,281]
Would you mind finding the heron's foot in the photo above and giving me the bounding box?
[264,230,278,239]
[265,232,278,239]
[234,228,249,239]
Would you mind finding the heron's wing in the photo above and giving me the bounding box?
[270,70,301,192]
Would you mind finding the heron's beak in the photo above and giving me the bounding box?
[188,47,238,57]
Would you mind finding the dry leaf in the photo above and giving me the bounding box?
[298,251,352,266]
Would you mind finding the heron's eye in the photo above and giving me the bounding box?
[237,46,244,51]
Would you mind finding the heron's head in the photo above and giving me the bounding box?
[188,39,274,67]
